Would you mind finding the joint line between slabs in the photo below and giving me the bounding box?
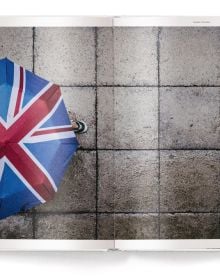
[60,84,220,88]
[157,27,161,239]
[94,27,99,240]
[33,211,220,215]
[79,148,220,151]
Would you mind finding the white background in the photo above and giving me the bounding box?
[0,0,220,279]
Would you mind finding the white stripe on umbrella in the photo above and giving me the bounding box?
[7,63,20,125]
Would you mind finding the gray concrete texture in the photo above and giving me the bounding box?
[160,27,220,86]
[98,214,159,239]
[35,27,96,85]
[97,27,114,85]
[160,87,220,149]
[160,151,220,212]
[98,87,158,149]
[0,215,33,239]
[98,151,159,212]
[35,214,96,239]
[0,26,219,240]
[114,27,158,85]
[160,214,220,239]
[0,27,33,71]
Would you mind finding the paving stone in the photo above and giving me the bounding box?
[36,151,96,212]
[98,152,115,212]
[160,213,220,239]
[98,87,158,149]
[35,28,95,85]
[97,214,115,239]
[97,27,114,85]
[0,214,33,239]
[160,27,220,85]
[114,214,159,239]
[61,87,96,149]
[114,27,158,85]
[98,151,159,212]
[35,214,96,239]
[0,27,33,70]
[160,151,220,212]
[114,87,158,148]
[160,87,220,149]
[97,87,114,148]
[98,214,159,239]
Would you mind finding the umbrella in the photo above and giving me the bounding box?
[0,58,79,220]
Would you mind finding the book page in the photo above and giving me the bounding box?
[112,17,220,248]
[0,18,114,250]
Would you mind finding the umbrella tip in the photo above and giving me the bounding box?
[72,120,88,134]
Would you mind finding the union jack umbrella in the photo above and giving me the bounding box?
[0,58,79,220]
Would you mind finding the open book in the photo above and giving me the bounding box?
[0,16,219,251]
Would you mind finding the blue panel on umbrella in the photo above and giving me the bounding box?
[0,163,40,219]
[24,137,78,187]
[5,58,14,86]
[0,84,11,121]
[0,58,7,85]
[22,70,49,108]
[40,100,71,128]
[0,59,13,121]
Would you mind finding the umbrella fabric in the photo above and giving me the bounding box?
[0,58,79,219]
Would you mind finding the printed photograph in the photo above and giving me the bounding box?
[0,26,219,240]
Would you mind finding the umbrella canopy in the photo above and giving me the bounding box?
[0,58,79,220]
